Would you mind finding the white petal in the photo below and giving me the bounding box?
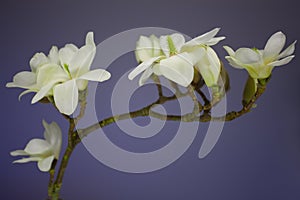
[196,47,221,87]
[204,36,226,46]
[264,31,286,58]
[159,53,194,87]
[79,69,111,82]
[48,46,59,64]
[36,63,68,87]
[13,156,42,163]
[29,52,49,72]
[37,155,55,172]
[53,79,79,115]
[31,82,56,104]
[59,44,78,67]
[24,139,51,155]
[160,34,185,56]
[225,56,244,69]
[139,67,154,86]
[69,45,96,77]
[10,150,29,156]
[268,55,295,67]
[128,56,162,80]
[223,46,235,56]
[18,89,35,101]
[135,36,153,62]
[235,48,261,64]
[85,32,95,46]
[150,35,162,57]
[43,120,62,159]
[183,28,221,48]
[6,71,36,89]
[278,40,297,59]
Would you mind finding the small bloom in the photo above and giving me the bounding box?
[128,28,225,87]
[7,32,111,115]
[224,31,296,79]
[10,120,62,172]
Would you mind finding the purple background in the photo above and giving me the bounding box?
[1,0,300,199]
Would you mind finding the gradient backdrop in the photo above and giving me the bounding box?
[1,0,300,199]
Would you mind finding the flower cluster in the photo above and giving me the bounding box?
[6,32,111,115]
[128,28,225,87]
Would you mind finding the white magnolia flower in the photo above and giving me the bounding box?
[7,32,111,115]
[128,28,225,87]
[224,31,296,79]
[10,120,62,172]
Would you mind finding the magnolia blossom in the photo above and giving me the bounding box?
[10,120,62,172]
[7,32,111,115]
[224,31,296,79]
[128,28,225,87]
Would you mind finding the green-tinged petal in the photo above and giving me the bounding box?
[152,64,162,76]
[31,82,56,104]
[159,53,194,87]
[264,31,286,58]
[160,33,185,56]
[59,44,78,68]
[196,47,221,87]
[235,48,261,64]
[225,56,244,69]
[13,156,42,163]
[79,69,111,82]
[29,53,49,72]
[139,67,154,86]
[69,45,96,77]
[223,46,235,56]
[6,71,36,89]
[128,56,162,80]
[24,139,51,155]
[10,150,28,156]
[278,40,297,59]
[268,55,295,67]
[37,155,55,172]
[243,76,257,106]
[53,79,79,115]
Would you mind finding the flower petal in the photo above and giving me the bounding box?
[13,156,42,163]
[59,44,78,67]
[53,79,79,115]
[85,32,95,46]
[268,55,295,67]
[10,150,29,156]
[135,36,153,62]
[43,120,62,159]
[223,46,235,56]
[128,56,162,80]
[79,69,111,82]
[196,47,221,87]
[264,31,286,58]
[48,46,59,64]
[29,52,49,72]
[69,45,96,77]
[6,71,36,89]
[139,67,154,86]
[31,82,56,104]
[24,139,51,155]
[159,53,194,87]
[278,40,297,59]
[235,48,261,64]
[160,33,185,56]
[182,28,221,48]
[37,155,55,172]
[36,63,68,87]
